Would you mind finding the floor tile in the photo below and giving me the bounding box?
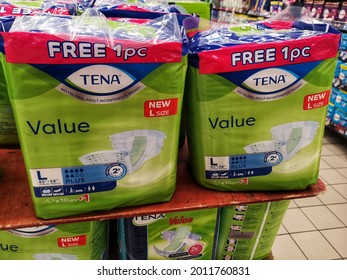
[291,231,341,260]
[301,206,345,230]
[272,235,307,260]
[327,204,347,226]
[332,183,347,200]
[294,196,323,207]
[249,129,344,259]
[336,168,347,179]
[281,208,316,233]
[323,144,347,155]
[277,224,287,235]
[309,130,347,261]
[338,154,347,161]
[319,158,332,169]
[318,185,346,204]
[319,169,347,184]
[322,155,347,168]
[321,145,336,156]
[288,200,297,209]
[321,228,347,258]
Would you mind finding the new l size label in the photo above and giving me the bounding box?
[58,235,87,247]
[144,98,178,117]
[303,91,330,110]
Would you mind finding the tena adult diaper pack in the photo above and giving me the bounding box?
[183,18,340,191]
[0,220,108,260]
[117,208,219,260]
[0,0,77,145]
[1,11,187,218]
[215,200,290,260]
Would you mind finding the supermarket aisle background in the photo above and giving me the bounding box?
[272,128,347,260]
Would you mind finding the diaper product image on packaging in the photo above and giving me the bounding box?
[183,18,340,191]
[215,200,290,260]
[117,208,219,260]
[0,220,109,260]
[1,11,187,218]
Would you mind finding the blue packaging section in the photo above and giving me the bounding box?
[328,33,347,137]
[327,103,335,124]
[118,217,149,260]
[335,91,347,112]
[341,33,347,50]
[332,108,347,132]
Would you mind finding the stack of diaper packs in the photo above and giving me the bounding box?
[1,10,187,218]
[0,220,109,260]
[183,18,340,191]
[117,208,219,260]
[117,200,290,260]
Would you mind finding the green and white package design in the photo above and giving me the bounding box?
[0,220,108,260]
[0,0,77,146]
[184,21,340,191]
[2,13,187,218]
[118,208,219,260]
[215,200,290,260]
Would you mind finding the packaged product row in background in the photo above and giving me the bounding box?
[0,4,340,220]
[210,0,290,23]
[303,0,347,22]
[327,32,347,136]
[0,200,290,260]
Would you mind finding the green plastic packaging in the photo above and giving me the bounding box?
[2,13,187,218]
[184,20,340,191]
[215,200,290,260]
[118,208,219,260]
[0,220,108,260]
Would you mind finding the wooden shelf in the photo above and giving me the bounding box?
[0,145,326,230]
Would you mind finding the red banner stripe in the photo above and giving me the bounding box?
[3,32,183,64]
[198,33,340,74]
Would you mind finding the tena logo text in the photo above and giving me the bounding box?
[57,64,145,103]
[236,68,305,101]
[132,214,166,226]
[67,65,135,94]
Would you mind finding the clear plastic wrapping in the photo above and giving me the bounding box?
[9,8,184,45]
